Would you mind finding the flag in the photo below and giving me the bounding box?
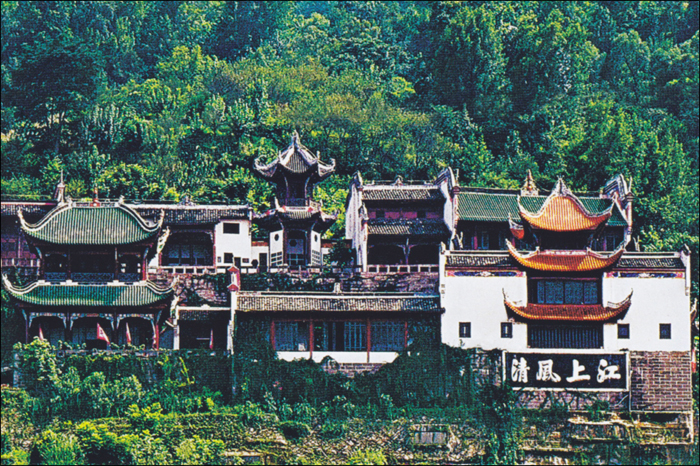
[38,325,45,341]
[125,322,132,345]
[209,328,214,350]
[96,323,110,344]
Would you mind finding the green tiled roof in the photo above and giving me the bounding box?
[457,192,628,226]
[2,277,172,307]
[20,204,161,245]
[367,218,450,236]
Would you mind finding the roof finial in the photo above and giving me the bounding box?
[292,130,300,146]
[54,170,66,203]
[520,170,538,196]
[91,186,101,207]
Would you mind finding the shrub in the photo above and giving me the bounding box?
[319,421,346,439]
[347,449,387,465]
[279,421,311,440]
[73,421,135,465]
[0,449,29,466]
[127,432,172,466]
[34,430,83,465]
[231,401,278,427]
[174,435,224,465]
[126,403,166,431]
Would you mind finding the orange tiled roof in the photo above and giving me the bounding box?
[504,292,632,322]
[518,179,613,232]
[506,240,624,272]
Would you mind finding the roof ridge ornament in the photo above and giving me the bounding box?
[520,170,538,196]
[54,170,66,203]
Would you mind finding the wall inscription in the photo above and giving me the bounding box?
[504,352,628,390]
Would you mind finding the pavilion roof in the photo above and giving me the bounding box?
[19,202,161,245]
[506,240,625,272]
[456,191,627,227]
[2,276,173,307]
[517,179,613,232]
[504,292,632,322]
[253,131,335,181]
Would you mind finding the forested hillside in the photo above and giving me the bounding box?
[1,1,698,269]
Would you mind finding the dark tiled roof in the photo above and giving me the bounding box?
[21,204,160,245]
[3,278,172,307]
[237,293,442,312]
[254,133,335,179]
[133,206,249,225]
[616,255,685,269]
[367,218,450,236]
[457,192,628,226]
[363,186,443,202]
[445,253,514,267]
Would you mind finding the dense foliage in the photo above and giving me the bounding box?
[1,2,697,262]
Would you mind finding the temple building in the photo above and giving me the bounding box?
[345,168,456,271]
[232,287,443,371]
[252,132,336,268]
[2,195,174,349]
[441,174,692,412]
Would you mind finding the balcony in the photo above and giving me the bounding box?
[280,198,322,210]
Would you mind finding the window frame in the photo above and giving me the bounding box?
[459,322,471,338]
[223,223,240,234]
[617,323,630,339]
[501,322,513,339]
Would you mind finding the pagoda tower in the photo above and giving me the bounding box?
[253,132,336,267]
[504,177,632,333]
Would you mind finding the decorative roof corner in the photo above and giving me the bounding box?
[508,214,525,240]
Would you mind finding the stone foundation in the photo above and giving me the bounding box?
[321,362,383,377]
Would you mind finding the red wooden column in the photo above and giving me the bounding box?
[270,321,276,350]
[366,318,371,363]
[309,319,314,358]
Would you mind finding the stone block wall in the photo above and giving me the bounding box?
[630,351,692,412]
[342,272,438,293]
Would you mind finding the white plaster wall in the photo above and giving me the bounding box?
[603,275,690,352]
[438,175,455,244]
[441,273,528,350]
[214,220,252,264]
[310,231,322,265]
[344,183,365,268]
[251,244,268,266]
[269,229,284,265]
